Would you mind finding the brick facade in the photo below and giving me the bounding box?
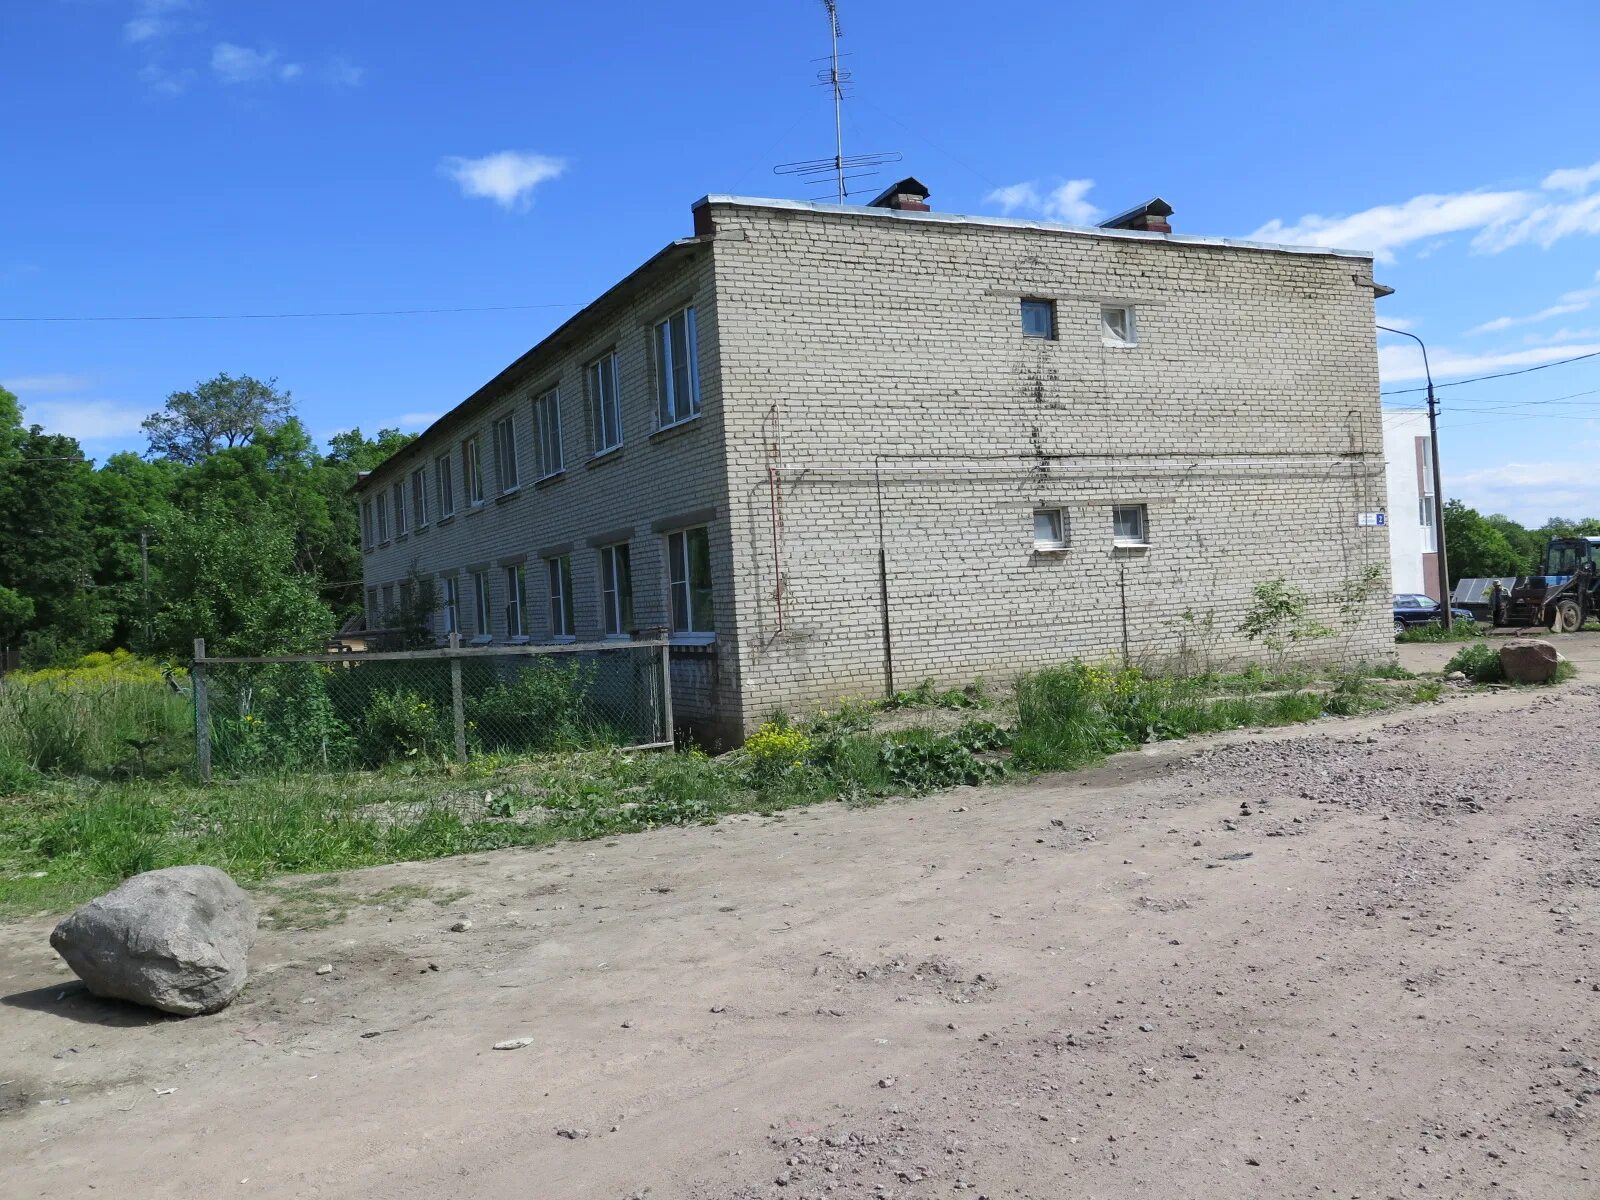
[358,194,1392,743]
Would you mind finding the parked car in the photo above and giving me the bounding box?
[1392,593,1474,634]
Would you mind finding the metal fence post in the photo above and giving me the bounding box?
[192,637,212,784]
[659,640,675,746]
[448,632,468,762]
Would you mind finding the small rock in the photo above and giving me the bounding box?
[1138,1023,1154,1033]
[450,920,473,933]
[555,1127,590,1139]
[878,1077,896,1089]
[315,964,332,976]
[493,1037,533,1050]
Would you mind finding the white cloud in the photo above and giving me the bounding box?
[19,399,149,442]
[1,373,98,395]
[1248,190,1532,262]
[984,178,1100,225]
[398,412,442,430]
[1524,326,1600,346]
[1450,461,1600,525]
[439,151,567,211]
[1473,191,1600,253]
[138,63,195,96]
[1542,160,1600,193]
[211,42,301,85]
[1379,340,1600,384]
[1375,315,1417,331]
[1466,273,1600,335]
[124,0,190,44]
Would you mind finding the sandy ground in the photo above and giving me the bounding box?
[4,640,1600,1199]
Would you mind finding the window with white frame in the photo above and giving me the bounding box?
[504,564,527,639]
[392,481,408,537]
[435,452,455,519]
[440,575,459,635]
[653,305,700,427]
[471,571,492,637]
[667,526,714,637]
[492,414,520,493]
[1101,304,1137,347]
[361,498,374,549]
[1419,436,1438,552]
[1020,298,1056,339]
[1033,508,1066,550]
[1112,503,1148,547]
[533,389,563,479]
[411,468,429,528]
[599,543,634,638]
[376,490,390,542]
[587,352,622,455]
[463,435,485,506]
[546,555,575,640]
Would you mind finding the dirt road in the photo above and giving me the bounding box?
[4,677,1599,1198]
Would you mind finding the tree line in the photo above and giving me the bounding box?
[0,375,413,664]
[1443,499,1600,583]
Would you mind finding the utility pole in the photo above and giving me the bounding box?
[1378,326,1451,629]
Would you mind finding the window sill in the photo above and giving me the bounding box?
[650,414,702,444]
[669,631,716,647]
[1032,544,1068,554]
[395,533,409,542]
[507,635,531,645]
[469,635,493,646]
[495,489,522,506]
[413,524,429,535]
[587,446,623,469]
[547,635,577,645]
[1113,542,1151,553]
[1101,339,1138,349]
[534,471,567,490]
[436,514,455,527]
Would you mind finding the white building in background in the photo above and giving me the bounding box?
[1383,408,1440,598]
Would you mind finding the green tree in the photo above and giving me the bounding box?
[150,498,333,656]
[0,585,33,647]
[1444,500,1529,581]
[143,373,293,464]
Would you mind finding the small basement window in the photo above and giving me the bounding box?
[1112,504,1148,547]
[1020,298,1056,339]
[1101,304,1137,347]
[1032,508,1066,550]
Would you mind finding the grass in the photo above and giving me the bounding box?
[1395,619,1485,644]
[0,653,1572,920]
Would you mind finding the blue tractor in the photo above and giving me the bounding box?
[1493,536,1600,633]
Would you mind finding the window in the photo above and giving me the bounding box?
[1032,508,1066,550]
[546,555,575,640]
[1101,305,1137,347]
[411,468,429,529]
[1020,298,1056,339]
[1419,437,1437,552]
[654,305,700,427]
[667,527,714,637]
[533,389,563,479]
[587,352,623,454]
[366,587,378,625]
[440,576,459,635]
[463,435,485,506]
[504,564,527,639]
[398,580,413,610]
[1112,504,1148,547]
[492,414,520,493]
[361,499,374,549]
[376,487,390,542]
[472,571,492,637]
[599,544,634,638]
[435,452,455,519]
[392,482,408,537]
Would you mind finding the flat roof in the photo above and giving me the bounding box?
[693,193,1375,262]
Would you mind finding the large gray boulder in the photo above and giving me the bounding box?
[1500,639,1562,685]
[50,866,257,1016]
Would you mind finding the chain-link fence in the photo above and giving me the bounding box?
[192,638,672,780]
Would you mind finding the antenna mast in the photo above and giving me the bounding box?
[824,0,845,202]
[773,2,900,202]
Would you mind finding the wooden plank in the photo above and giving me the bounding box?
[192,638,211,784]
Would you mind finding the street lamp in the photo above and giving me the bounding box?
[1378,325,1451,629]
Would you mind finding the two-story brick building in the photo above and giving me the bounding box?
[356,179,1393,742]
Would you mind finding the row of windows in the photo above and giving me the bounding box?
[360,305,701,551]
[1031,503,1149,551]
[1020,298,1138,347]
[368,527,714,643]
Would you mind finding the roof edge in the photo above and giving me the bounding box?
[691,193,1374,261]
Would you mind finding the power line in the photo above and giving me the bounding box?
[1380,349,1600,395]
[0,301,586,324]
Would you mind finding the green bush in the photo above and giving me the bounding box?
[1396,619,1483,643]
[357,689,450,767]
[466,661,603,754]
[1445,641,1504,683]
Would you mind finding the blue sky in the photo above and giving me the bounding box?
[3,1,1598,523]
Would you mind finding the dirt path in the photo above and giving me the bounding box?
[3,680,1599,1199]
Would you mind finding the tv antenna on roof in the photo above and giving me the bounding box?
[774,1,901,202]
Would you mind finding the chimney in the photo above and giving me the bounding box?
[868,176,931,212]
[1098,198,1174,234]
